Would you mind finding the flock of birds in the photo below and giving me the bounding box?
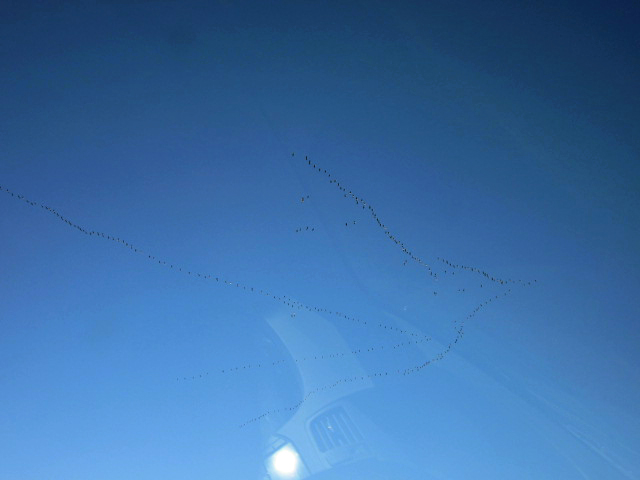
[1,152,535,429]
[222,336,430,375]
[293,152,532,287]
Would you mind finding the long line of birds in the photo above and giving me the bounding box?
[239,287,513,427]
[246,289,511,428]
[182,284,513,384]
[239,154,532,427]
[180,336,431,381]
[0,182,443,354]
[292,152,536,287]
[1,180,451,427]
[1,151,534,429]
[0,185,433,345]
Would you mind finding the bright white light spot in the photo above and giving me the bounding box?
[271,445,300,477]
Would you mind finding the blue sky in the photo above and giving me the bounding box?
[1,1,639,479]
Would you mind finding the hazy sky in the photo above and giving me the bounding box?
[1,1,639,479]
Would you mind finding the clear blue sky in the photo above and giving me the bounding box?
[1,1,638,479]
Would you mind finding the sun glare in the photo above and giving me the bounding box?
[271,444,301,478]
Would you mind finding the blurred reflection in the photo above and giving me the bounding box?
[260,312,425,479]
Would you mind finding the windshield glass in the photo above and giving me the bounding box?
[1,1,639,479]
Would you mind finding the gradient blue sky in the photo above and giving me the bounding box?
[1,1,639,479]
